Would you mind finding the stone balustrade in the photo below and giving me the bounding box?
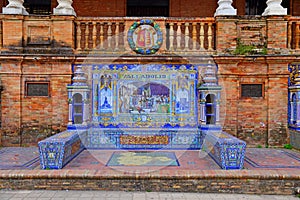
[165,18,215,53]
[0,15,299,53]
[75,17,126,52]
[74,17,216,54]
[0,20,2,49]
[288,17,300,50]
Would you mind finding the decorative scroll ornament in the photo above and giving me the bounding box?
[127,19,163,55]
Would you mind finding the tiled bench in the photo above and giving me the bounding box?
[38,130,87,169]
[202,131,246,170]
[85,128,202,150]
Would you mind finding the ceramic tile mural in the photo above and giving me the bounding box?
[88,64,198,129]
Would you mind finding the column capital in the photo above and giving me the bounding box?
[54,0,76,16]
[2,0,28,15]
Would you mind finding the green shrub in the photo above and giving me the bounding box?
[283,144,293,149]
[233,38,267,55]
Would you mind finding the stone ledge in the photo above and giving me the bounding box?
[0,169,299,179]
[0,169,299,194]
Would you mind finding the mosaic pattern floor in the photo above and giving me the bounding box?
[64,150,219,170]
[244,148,300,169]
[106,151,179,166]
[0,147,39,170]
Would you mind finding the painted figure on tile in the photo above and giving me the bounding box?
[119,85,131,113]
[100,75,112,112]
[176,76,189,113]
[119,82,170,114]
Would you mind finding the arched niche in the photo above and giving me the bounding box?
[72,93,83,124]
[292,93,297,125]
[205,94,216,125]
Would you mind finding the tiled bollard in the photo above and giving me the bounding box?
[202,131,246,170]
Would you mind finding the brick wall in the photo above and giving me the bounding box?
[0,0,6,11]
[0,59,72,146]
[215,18,237,52]
[0,171,299,195]
[292,0,300,16]
[233,0,246,15]
[0,5,296,147]
[0,14,74,147]
[0,0,299,16]
[170,0,218,17]
[73,0,125,17]
[217,57,289,147]
[266,17,288,51]
[170,0,245,17]
[0,61,22,146]
[20,60,71,146]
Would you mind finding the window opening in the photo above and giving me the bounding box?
[127,0,169,16]
[24,0,51,15]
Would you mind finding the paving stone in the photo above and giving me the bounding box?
[65,198,80,200]
[158,192,173,200]
[80,192,95,198]
[133,193,146,200]
[39,191,57,198]
[0,194,15,198]
[105,191,121,198]
[182,193,200,200]
[171,193,186,200]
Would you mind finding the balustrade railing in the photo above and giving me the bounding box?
[288,17,300,50]
[0,20,2,49]
[75,17,126,52]
[165,18,215,53]
[75,17,216,54]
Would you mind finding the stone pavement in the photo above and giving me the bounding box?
[1,147,300,170]
[0,190,299,200]
[0,148,300,194]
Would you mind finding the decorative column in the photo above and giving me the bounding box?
[2,0,28,15]
[289,64,300,128]
[54,0,76,16]
[288,63,300,149]
[67,65,90,128]
[214,0,236,16]
[262,0,287,16]
[198,61,222,130]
